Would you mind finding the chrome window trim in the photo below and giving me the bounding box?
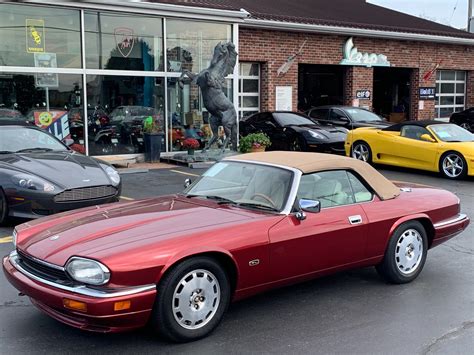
[433,213,468,228]
[9,251,155,298]
[222,159,303,215]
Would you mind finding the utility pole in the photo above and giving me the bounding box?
[469,0,473,32]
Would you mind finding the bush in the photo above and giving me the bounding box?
[239,133,271,153]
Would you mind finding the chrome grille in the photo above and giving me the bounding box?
[54,185,117,202]
[16,249,70,283]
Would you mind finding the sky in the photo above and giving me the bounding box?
[367,0,469,29]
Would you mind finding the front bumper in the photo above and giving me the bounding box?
[306,140,346,155]
[431,213,470,248]
[6,187,120,219]
[3,251,156,333]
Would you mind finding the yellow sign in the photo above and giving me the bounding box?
[26,19,45,53]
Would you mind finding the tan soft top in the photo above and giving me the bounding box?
[226,151,400,201]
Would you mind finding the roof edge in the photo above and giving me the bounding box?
[242,18,474,46]
[15,1,250,22]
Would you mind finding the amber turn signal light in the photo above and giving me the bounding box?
[63,298,87,312]
[114,300,131,311]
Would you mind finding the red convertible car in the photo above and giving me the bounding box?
[3,152,469,342]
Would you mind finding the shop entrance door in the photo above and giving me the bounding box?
[373,68,412,122]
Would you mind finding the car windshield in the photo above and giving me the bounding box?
[345,108,383,122]
[273,113,316,126]
[185,161,293,212]
[0,127,67,153]
[429,124,474,142]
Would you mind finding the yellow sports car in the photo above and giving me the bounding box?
[345,120,474,179]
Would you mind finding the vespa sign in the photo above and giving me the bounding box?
[340,37,390,68]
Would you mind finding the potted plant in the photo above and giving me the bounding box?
[143,116,164,163]
[239,133,271,153]
[182,138,200,155]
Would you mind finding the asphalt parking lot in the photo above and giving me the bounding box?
[0,165,473,354]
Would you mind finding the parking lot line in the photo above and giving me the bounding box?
[170,169,199,177]
[0,236,13,244]
[120,196,135,201]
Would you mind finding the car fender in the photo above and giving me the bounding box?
[388,213,433,240]
[156,245,240,285]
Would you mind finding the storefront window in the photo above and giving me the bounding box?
[238,63,260,119]
[166,20,232,73]
[85,12,164,71]
[86,75,165,155]
[167,77,233,152]
[0,4,81,68]
[435,70,466,118]
[0,72,85,152]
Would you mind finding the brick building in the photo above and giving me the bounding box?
[1,0,473,156]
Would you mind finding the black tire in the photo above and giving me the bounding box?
[351,141,372,164]
[376,220,428,284]
[151,256,231,342]
[438,151,467,180]
[290,136,306,151]
[0,188,8,226]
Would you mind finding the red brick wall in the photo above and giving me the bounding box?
[239,28,474,119]
[344,66,373,110]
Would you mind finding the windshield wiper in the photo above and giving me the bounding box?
[236,202,279,212]
[0,150,14,154]
[16,147,53,153]
[186,194,236,204]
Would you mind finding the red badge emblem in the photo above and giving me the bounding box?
[114,27,135,58]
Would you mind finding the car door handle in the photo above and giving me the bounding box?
[348,215,362,225]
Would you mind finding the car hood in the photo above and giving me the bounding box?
[288,124,347,139]
[17,196,256,266]
[0,151,111,189]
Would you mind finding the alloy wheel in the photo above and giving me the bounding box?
[442,154,464,178]
[172,269,221,330]
[394,228,423,275]
[352,143,370,162]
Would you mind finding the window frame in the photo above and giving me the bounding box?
[435,70,466,118]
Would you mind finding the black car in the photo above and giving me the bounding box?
[450,108,474,132]
[239,111,347,154]
[306,106,392,129]
[0,125,122,225]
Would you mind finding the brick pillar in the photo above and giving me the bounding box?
[344,66,374,110]
[466,71,474,108]
[410,69,419,120]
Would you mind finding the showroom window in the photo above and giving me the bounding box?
[166,20,232,73]
[86,75,165,155]
[238,63,260,119]
[0,4,82,68]
[0,72,85,153]
[84,11,164,71]
[167,77,233,152]
[435,70,466,118]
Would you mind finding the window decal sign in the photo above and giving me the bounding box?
[340,37,390,68]
[114,27,135,58]
[34,53,58,88]
[34,111,71,141]
[26,19,45,53]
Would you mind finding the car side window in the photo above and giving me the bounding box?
[400,125,431,141]
[347,171,374,203]
[329,109,347,121]
[297,170,354,209]
[309,109,329,120]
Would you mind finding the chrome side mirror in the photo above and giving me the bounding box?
[300,199,321,213]
[184,178,192,188]
[295,199,321,221]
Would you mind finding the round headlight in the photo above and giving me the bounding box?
[11,174,55,192]
[65,257,110,285]
[105,166,120,186]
